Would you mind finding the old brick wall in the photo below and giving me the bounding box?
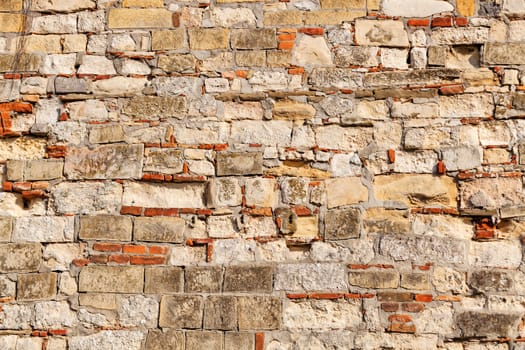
[0,0,523,349]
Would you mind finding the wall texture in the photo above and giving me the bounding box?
[0,0,524,349]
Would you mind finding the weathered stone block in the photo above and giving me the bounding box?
[146,329,183,350]
[144,148,184,174]
[237,296,281,330]
[379,234,466,264]
[34,300,76,328]
[273,100,316,120]
[469,241,522,268]
[364,69,461,88]
[13,216,74,243]
[124,96,186,118]
[0,0,22,11]
[374,174,457,207]
[108,8,173,29]
[275,263,347,292]
[484,43,525,65]
[17,273,56,301]
[235,51,266,67]
[207,178,242,208]
[134,217,185,243]
[216,152,263,176]
[0,218,11,243]
[348,270,399,289]
[283,299,362,330]
[79,293,117,310]
[363,208,410,235]
[400,273,430,290]
[24,160,63,181]
[224,265,273,292]
[325,208,361,240]
[204,296,237,330]
[470,270,513,293]
[158,54,196,73]
[0,54,41,73]
[79,216,132,241]
[441,146,482,171]
[355,20,409,47]
[123,182,205,208]
[186,331,223,350]
[189,28,229,50]
[224,332,254,350]
[0,243,41,272]
[122,0,163,6]
[304,10,365,25]
[460,178,524,210]
[0,14,25,32]
[89,125,125,144]
[53,182,123,215]
[119,295,159,328]
[456,312,521,338]
[152,29,186,50]
[69,331,145,350]
[65,144,143,180]
[381,0,453,16]
[231,29,276,49]
[79,266,144,293]
[55,77,88,94]
[159,295,203,328]
[31,0,95,12]
[326,177,368,208]
[145,267,183,294]
[185,266,223,293]
[292,35,333,67]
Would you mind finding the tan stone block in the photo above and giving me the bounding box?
[89,125,125,144]
[79,216,132,241]
[326,177,368,208]
[363,208,410,234]
[401,273,430,290]
[264,11,302,26]
[321,0,366,8]
[225,333,254,350]
[224,266,273,292]
[17,273,56,301]
[134,217,185,243]
[0,0,22,11]
[122,0,164,7]
[79,266,144,293]
[290,216,319,240]
[189,28,228,50]
[273,100,316,120]
[237,296,281,330]
[151,29,186,50]
[267,51,292,67]
[0,14,25,32]
[0,54,41,72]
[24,160,63,181]
[186,332,223,350]
[231,28,276,49]
[23,35,62,53]
[348,271,399,289]
[0,217,12,242]
[217,0,269,2]
[204,296,237,330]
[146,329,184,350]
[235,51,266,67]
[78,293,118,310]
[0,243,41,272]
[159,295,203,328]
[304,10,365,25]
[457,0,475,16]
[158,54,197,73]
[367,0,380,10]
[374,174,457,207]
[144,267,183,294]
[62,34,87,53]
[108,8,173,29]
[185,266,223,293]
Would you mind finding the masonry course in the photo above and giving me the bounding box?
[0,0,523,349]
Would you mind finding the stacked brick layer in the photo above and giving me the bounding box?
[0,0,524,349]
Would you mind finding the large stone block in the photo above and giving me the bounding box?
[325,208,361,240]
[145,329,183,350]
[123,182,205,208]
[484,43,525,65]
[216,152,263,176]
[31,0,95,12]
[374,174,457,207]
[469,270,514,293]
[275,263,348,292]
[207,178,242,208]
[379,234,466,264]
[69,331,145,350]
[13,217,73,243]
[188,28,228,50]
[65,144,144,180]
[0,243,41,272]
[204,296,237,330]
[123,96,186,118]
[17,273,56,301]
[224,265,273,292]
[152,29,186,50]
[0,14,25,32]
[348,270,399,289]
[355,20,409,47]
[186,332,223,350]
[159,295,203,328]
[34,301,77,328]
[79,216,132,241]
[381,0,453,16]
[460,177,524,210]
[0,0,22,11]
[185,267,223,293]
[145,267,183,294]
[325,177,368,208]
[456,312,521,338]
[53,182,123,215]
[79,266,144,293]
[134,217,185,243]
[231,29,276,49]
[108,8,173,29]
[284,299,361,330]
[469,241,522,268]
[224,332,254,350]
[237,296,281,330]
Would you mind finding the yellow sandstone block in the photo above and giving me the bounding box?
[108,8,173,29]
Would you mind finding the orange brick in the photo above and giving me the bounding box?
[414,294,433,302]
[108,254,130,264]
[93,243,121,252]
[278,41,294,50]
[130,256,166,265]
[120,206,143,216]
[123,245,147,254]
[148,246,168,255]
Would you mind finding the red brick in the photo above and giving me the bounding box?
[388,314,412,323]
[407,18,430,27]
[292,205,312,216]
[255,333,264,350]
[402,303,425,313]
[381,303,399,312]
[288,67,305,75]
[142,173,165,182]
[278,41,294,50]
[72,258,90,267]
[287,293,308,299]
[440,84,464,95]
[435,295,461,302]
[378,292,413,302]
[123,245,147,254]
[120,206,143,216]
[455,17,468,26]
[144,208,179,217]
[278,33,296,41]
[172,12,180,27]
[108,254,130,264]
[299,27,324,35]
[93,243,121,252]
[31,182,49,190]
[308,293,345,300]
[2,182,12,192]
[437,160,446,175]
[432,16,453,27]
[13,182,31,192]
[148,246,169,255]
[387,149,395,163]
[130,256,166,265]
[21,190,46,200]
[89,255,108,264]
[49,329,68,336]
[389,322,416,333]
[414,294,433,302]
